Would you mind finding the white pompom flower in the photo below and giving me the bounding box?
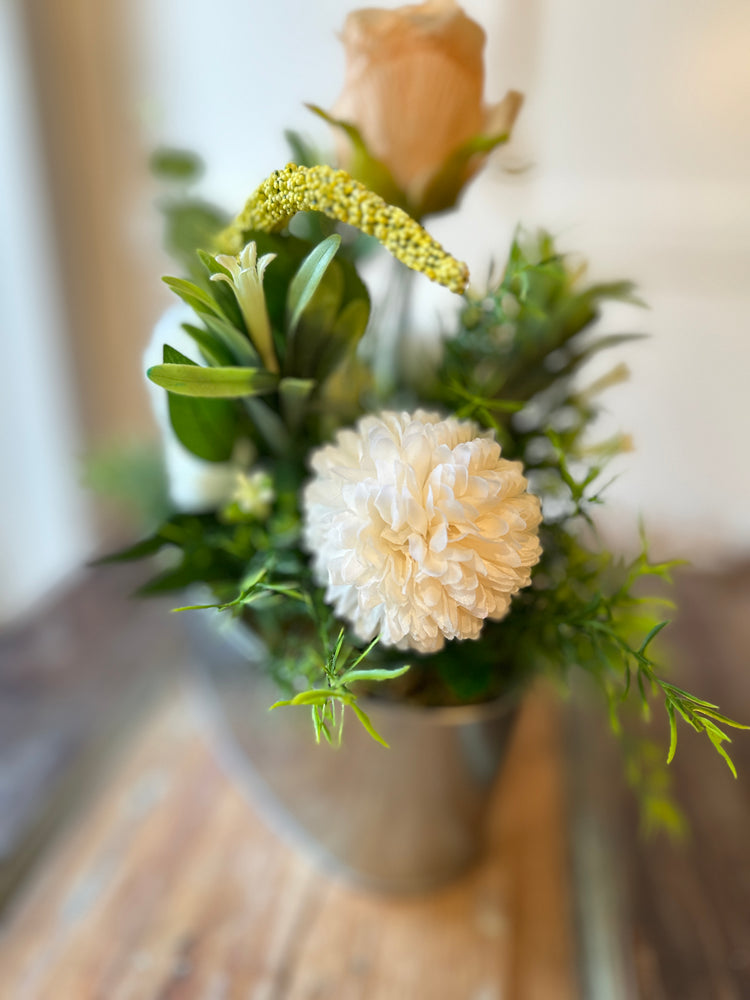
[302,410,542,654]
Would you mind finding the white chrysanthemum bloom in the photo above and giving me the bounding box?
[303,410,542,654]
[211,241,278,373]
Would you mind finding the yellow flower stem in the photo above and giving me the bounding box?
[218,164,469,295]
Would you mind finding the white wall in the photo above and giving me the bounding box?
[0,2,92,625]
[127,0,750,559]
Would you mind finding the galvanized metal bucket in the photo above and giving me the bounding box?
[187,610,519,893]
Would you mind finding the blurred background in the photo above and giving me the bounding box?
[2,0,750,626]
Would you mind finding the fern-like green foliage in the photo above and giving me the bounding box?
[421,231,747,786]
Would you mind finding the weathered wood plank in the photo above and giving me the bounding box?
[0,686,575,999]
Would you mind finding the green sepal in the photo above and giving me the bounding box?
[418,128,513,218]
[306,104,404,208]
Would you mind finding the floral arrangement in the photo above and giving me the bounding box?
[112,0,746,824]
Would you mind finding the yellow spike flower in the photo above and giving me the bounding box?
[218,164,469,295]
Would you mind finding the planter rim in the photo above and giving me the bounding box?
[205,605,522,730]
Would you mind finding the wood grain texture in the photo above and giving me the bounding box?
[0,686,576,1000]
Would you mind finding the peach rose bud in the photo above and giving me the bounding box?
[329,0,523,217]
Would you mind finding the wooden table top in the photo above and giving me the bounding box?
[0,681,574,999]
[2,562,750,998]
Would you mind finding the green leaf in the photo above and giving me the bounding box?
[197,249,245,330]
[160,345,238,461]
[707,733,738,779]
[284,129,320,168]
[637,621,669,656]
[279,377,316,431]
[287,234,342,333]
[92,533,167,565]
[163,276,220,315]
[306,105,404,208]
[165,271,258,365]
[135,564,233,596]
[243,397,291,456]
[148,363,278,398]
[181,324,234,367]
[314,298,370,378]
[340,664,410,685]
[200,312,259,366]
[418,128,511,217]
[150,148,204,182]
[350,703,389,748]
[271,689,353,709]
[160,199,228,280]
[666,700,678,765]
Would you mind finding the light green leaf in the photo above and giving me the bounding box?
[271,689,353,709]
[147,364,278,398]
[287,234,342,333]
[162,276,220,315]
[350,704,389,748]
[340,664,410,685]
[666,700,678,765]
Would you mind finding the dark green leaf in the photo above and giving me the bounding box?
[181,324,234,367]
[160,345,238,461]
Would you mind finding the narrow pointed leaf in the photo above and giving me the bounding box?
[340,664,411,685]
[637,621,669,656]
[287,234,342,333]
[666,700,678,764]
[350,704,389,748]
[148,364,278,398]
[162,276,220,315]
